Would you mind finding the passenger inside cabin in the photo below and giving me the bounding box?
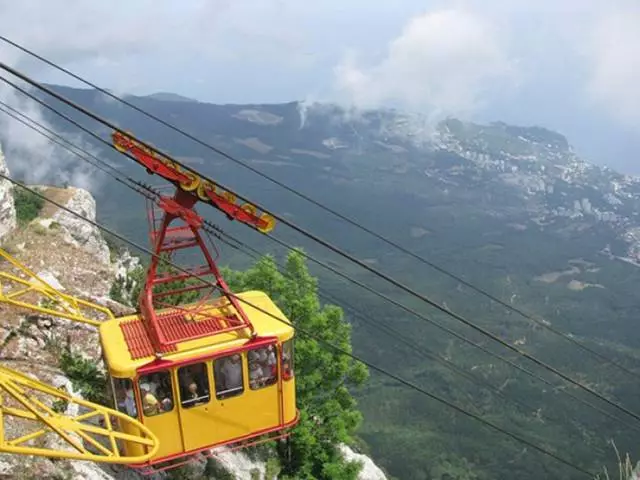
[179,366,195,390]
[249,361,264,389]
[138,371,175,415]
[267,345,277,375]
[112,379,138,418]
[178,363,211,407]
[247,346,277,389]
[222,354,243,391]
[184,382,204,406]
[161,396,173,411]
[188,382,199,398]
[150,372,171,395]
[124,388,137,417]
[140,383,160,416]
[281,341,294,380]
[214,354,245,399]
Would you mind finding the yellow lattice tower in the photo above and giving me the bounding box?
[0,248,159,463]
[0,365,158,463]
[0,248,114,326]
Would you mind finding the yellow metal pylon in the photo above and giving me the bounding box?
[0,248,114,327]
[0,249,159,464]
[0,365,159,463]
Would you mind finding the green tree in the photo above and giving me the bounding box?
[59,348,108,405]
[14,185,44,226]
[223,250,369,480]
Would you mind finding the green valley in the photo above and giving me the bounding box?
[3,85,640,479]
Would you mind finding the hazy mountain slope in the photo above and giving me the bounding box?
[3,85,640,479]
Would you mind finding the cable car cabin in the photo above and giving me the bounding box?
[99,290,298,468]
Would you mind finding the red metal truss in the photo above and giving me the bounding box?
[136,188,256,355]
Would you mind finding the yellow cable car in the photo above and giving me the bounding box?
[95,141,300,471]
[100,290,297,471]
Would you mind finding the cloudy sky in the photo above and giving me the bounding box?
[0,0,639,173]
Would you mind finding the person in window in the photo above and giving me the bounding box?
[161,396,173,411]
[179,367,195,391]
[148,374,164,395]
[183,381,204,407]
[140,383,160,416]
[221,354,242,391]
[188,382,199,399]
[249,361,264,389]
[266,346,277,376]
[256,348,268,364]
[155,385,173,412]
[124,388,137,417]
[282,359,292,381]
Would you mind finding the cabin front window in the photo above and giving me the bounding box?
[248,345,277,390]
[178,362,210,408]
[214,353,244,399]
[138,370,174,416]
[282,339,294,380]
[110,377,137,418]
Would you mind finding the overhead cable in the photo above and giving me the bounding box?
[0,69,637,426]
[0,175,594,478]
[1,35,634,382]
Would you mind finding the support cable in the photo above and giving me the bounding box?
[0,175,595,478]
[0,35,634,382]
[0,70,637,425]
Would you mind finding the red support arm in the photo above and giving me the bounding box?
[112,131,275,233]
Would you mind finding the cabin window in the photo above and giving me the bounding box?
[214,353,244,399]
[248,346,277,390]
[178,362,210,408]
[282,339,294,380]
[111,377,137,418]
[138,371,174,417]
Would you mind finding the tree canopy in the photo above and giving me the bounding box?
[222,250,369,479]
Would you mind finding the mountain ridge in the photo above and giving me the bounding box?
[2,84,640,479]
[139,91,199,103]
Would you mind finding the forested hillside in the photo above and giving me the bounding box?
[3,84,640,479]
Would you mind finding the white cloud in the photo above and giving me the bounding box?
[331,8,516,120]
[0,82,100,190]
[583,8,640,129]
[0,0,637,172]
[0,0,308,85]
[0,0,210,190]
[0,1,168,68]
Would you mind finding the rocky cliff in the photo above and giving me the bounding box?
[0,142,387,479]
[0,154,137,478]
[0,143,16,241]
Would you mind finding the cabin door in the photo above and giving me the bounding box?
[207,351,255,445]
[241,343,281,430]
[175,361,218,453]
[208,343,281,446]
[136,369,183,461]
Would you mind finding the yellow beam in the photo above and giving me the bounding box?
[0,366,159,464]
[0,248,114,327]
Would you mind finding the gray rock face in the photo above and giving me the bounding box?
[52,187,110,265]
[0,142,17,241]
[340,444,388,480]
